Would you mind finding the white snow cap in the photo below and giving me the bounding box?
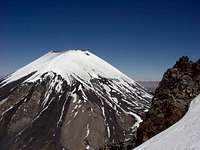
[134,94,200,150]
[2,50,137,86]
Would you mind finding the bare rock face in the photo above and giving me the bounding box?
[136,56,200,146]
[0,50,152,150]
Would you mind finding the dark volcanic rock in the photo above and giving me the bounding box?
[136,56,200,146]
[0,72,151,150]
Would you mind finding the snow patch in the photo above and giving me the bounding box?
[84,123,90,139]
[112,97,118,104]
[107,124,111,138]
[126,111,142,129]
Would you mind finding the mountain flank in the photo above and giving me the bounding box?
[0,50,152,150]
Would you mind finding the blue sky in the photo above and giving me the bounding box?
[1,0,200,80]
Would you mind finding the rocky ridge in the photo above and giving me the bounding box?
[136,56,200,146]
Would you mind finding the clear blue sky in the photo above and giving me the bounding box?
[1,0,200,80]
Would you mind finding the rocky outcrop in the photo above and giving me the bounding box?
[136,56,200,146]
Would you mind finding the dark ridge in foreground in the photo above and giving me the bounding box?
[136,56,200,146]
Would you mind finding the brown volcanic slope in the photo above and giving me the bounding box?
[0,50,152,150]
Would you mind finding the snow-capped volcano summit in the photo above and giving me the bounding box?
[2,50,138,86]
[0,50,152,150]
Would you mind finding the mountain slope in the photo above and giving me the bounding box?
[135,94,200,150]
[0,50,152,150]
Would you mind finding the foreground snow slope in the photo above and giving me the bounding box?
[135,94,200,150]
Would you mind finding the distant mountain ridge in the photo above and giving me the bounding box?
[138,81,159,93]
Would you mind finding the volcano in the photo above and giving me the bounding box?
[0,50,152,150]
